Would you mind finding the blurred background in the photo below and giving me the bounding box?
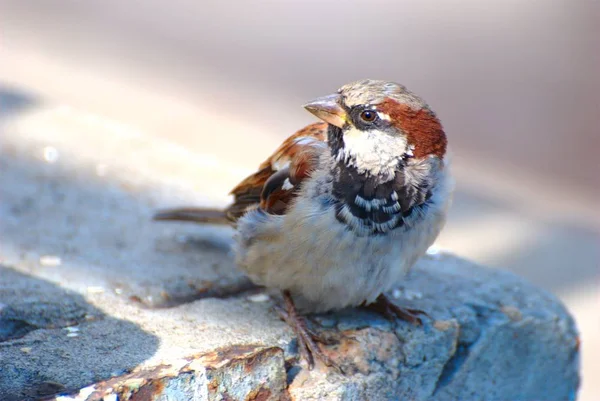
[1,0,598,399]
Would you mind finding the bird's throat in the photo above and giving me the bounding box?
[328,125,410,182]
[327,126,433,235]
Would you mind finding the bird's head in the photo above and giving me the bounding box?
[304,79,446,181]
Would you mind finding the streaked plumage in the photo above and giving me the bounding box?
[154,79,453,369]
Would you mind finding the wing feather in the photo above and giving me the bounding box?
[227,122,327,220]
[154,122,328,225]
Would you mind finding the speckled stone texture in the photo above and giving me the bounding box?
[0,255,579,401]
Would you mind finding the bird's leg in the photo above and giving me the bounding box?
[366,293,428,325]
[275,290,341,372]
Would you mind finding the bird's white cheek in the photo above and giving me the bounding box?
[341,128,408,180]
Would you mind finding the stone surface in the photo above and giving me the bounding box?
[0,115,580,400]
[0,254,580,401]
[53,345,287,401]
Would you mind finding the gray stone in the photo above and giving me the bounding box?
[63,345,287,401]
[0,255,580,401]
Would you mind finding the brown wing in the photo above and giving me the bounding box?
[153,122,327,225]
[225,122,327,221]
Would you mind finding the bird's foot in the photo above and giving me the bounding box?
[366,293,428,326]
[276,291,343,373]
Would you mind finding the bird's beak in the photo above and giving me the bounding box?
[303,94,347,128]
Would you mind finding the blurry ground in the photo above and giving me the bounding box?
[1,0,598,399]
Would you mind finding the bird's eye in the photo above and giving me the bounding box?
[359,110,377,123]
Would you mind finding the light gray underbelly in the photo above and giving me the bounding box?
[234,195,446,313]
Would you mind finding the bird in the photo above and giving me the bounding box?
[153,79,453,370]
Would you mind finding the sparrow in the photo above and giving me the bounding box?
[154,79,453,370]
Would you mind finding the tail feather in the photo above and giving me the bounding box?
[152,207,231,225]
